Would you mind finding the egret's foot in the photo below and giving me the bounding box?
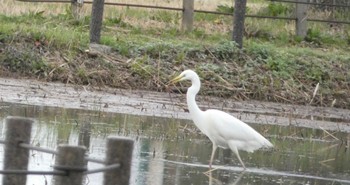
[203,166,219,175]
[241,164,247,171]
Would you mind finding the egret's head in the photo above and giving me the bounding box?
[170,70,197,84]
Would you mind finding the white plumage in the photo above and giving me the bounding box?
[171,69,273,169]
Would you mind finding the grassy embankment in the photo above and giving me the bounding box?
[0,0,349,108]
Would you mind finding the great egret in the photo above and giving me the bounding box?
[171,69,273,169]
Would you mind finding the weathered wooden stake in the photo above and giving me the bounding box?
[103,136,134,185]
[53,145,87,185]
[181,0,194,31]
[90,0,105,43]
[296,0,308,37]
[232,0,248,48]
[2,117,33,185]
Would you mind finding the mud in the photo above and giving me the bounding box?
[0,77,350,132]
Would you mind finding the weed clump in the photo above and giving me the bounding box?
[206,41,240,60]
[305,28,322,45]
[0,45,48,76]
[258,2,292,16]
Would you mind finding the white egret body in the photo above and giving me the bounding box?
[171,70,273,169]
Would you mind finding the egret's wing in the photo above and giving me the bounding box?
[205,109,259,140]
[205,109,273,152]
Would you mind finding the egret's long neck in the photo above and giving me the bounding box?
[186,76,203,118]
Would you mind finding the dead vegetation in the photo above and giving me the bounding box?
[1,33,349,109]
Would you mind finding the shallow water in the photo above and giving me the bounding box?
[0,102,349,185]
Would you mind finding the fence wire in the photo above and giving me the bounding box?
[15,0,350,25]
[0,169,67,176]
[269,0,350,8]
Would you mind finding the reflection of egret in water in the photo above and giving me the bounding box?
[206,170,245,185]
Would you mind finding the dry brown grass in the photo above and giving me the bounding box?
[1,0,66,15]
[0,0,238,34]
[1,0,236,16]
[0,0,270,35]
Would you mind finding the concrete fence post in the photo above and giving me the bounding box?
[71,0,84,20]
[296,0,308,37]
[2,117,33,185]
[232,0,248,48]
[53,145,87,185]
[90,0,105,43]
[103,136,134,185]
[181,0,194,31]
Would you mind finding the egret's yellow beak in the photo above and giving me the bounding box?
[170,74,184,84]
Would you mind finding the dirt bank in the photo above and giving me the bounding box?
[1,77,349,132]
[1,35,350,109]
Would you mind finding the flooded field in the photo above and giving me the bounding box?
[0,77,350,184]
[0,102,349,185]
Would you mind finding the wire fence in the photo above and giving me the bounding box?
[0,116,134,185]
[14,0,350,47]
[269,0,350,7]
[16,0,350,24]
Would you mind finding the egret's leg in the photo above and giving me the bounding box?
[232,147,246,170]
[228,143,246,170]
[209,144,217,169]
[235,150,246,170]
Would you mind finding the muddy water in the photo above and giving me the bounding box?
[0,103,349,185]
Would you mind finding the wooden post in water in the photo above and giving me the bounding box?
[53,145,87,185]
[103,136,134,185]
[295,0,308,37]
[2,117,33,185]
[182,0,194,31]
